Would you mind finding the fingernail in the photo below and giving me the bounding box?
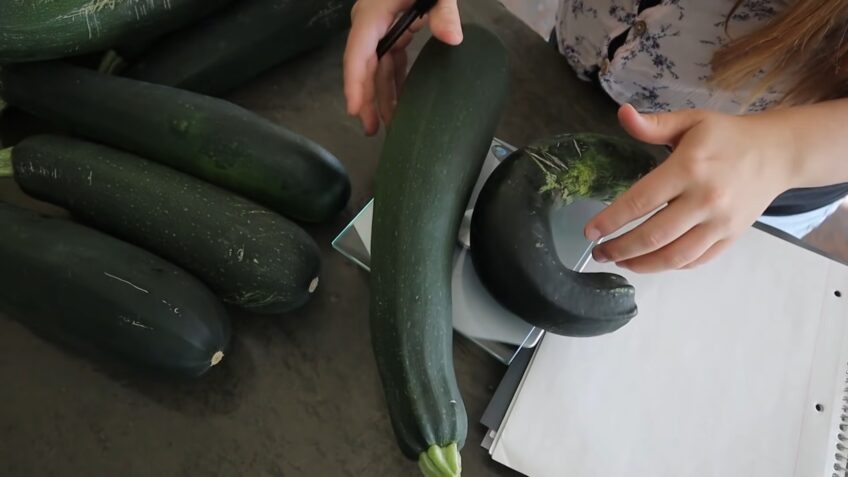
[593,249,608,263]
[586,227,601,241]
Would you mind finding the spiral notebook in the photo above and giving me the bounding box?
[487,223,848,477]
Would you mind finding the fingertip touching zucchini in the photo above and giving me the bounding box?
[0,61,350,223]
[0,202,231,378]
[0,134,321,314]
[122,0,356,95]
[369,24,509,476]
[470,133,658,336]
[0,0,233,63]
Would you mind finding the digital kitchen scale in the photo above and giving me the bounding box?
[332,138,606,364]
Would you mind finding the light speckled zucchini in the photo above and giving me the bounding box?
[0,0,233,63]
[0,134,321,314]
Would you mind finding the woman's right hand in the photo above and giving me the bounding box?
[343,0,463,136]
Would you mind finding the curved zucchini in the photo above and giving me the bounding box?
[0,61,350,223]
[0,0,232,63]
[0,135,321,314]
[469,133,658,336]
[123,0,356,95]
[370,24,509,476]
[0,202,231,378]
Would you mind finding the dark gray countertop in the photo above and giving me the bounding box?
[0,1,633,475]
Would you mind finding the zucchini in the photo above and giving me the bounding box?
[0,0,233,63]
[469,133,658,336]
[0,61,350,223]
[123,0,356,95]
[0,202,231,378]
[0,134,321,314]
[369,25,509,476]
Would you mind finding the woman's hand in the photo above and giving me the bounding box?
[584,103,800,273]
[343,0,463,136]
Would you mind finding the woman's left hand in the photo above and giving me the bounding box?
[584,103,798,273]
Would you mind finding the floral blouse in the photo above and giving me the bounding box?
[553,0,790,114]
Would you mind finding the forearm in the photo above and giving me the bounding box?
[767,97,848,189]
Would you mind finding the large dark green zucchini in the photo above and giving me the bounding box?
[0,61,350,223]
[123,0,356,95]
[370,24,509,477]
[0,202,231,378]
[0,0,233,63]
[470,133,658,336]
[0,134,321,314]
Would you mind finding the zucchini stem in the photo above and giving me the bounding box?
[0,147,12,179]
[418,443,461,477]
[527,138,637,205]
[210,351,224,366]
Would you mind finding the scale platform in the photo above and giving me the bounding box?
[332,138,606,364]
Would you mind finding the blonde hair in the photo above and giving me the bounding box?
[709,0,848,108]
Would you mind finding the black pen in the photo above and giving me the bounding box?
[376,0,438,58]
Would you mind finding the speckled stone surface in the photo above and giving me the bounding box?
[0,1,629,475]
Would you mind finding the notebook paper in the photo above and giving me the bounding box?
[490,225,848,477]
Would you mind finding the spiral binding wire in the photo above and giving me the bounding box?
[833,367,848,477]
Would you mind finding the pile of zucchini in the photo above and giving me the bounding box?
[1,2,657,475]
[0,0,354,378]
